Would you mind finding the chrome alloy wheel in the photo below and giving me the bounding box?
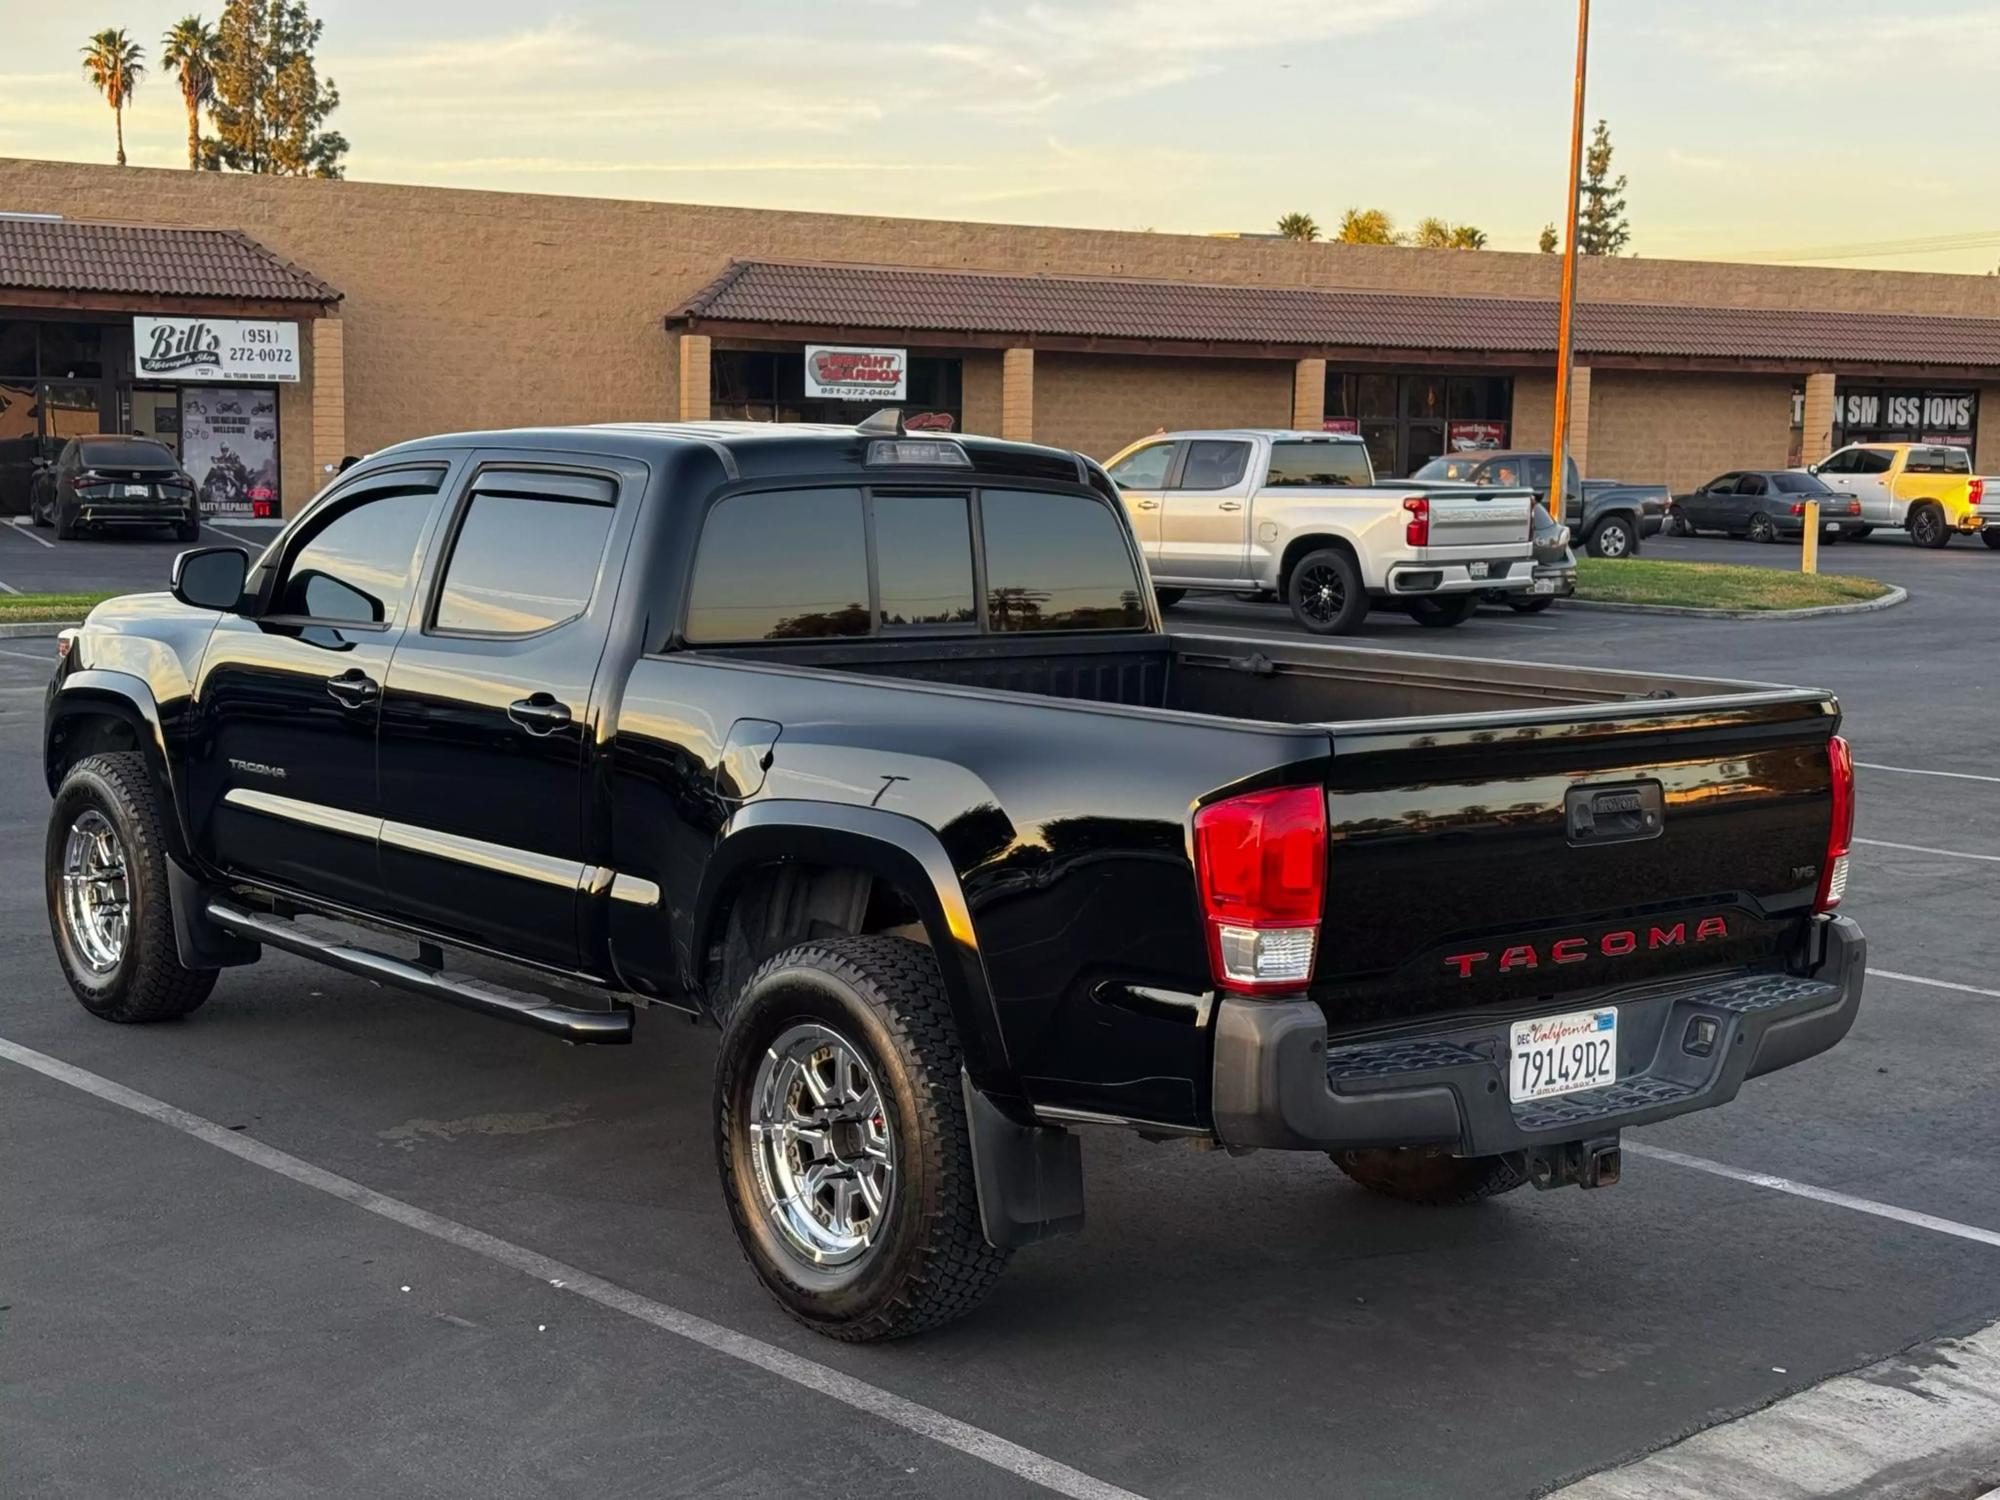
[747,1022,896,1269]
[60,809,130,974]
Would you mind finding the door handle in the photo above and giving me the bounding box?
[1217,500,1244,512]
[1132,499,1160,510]
[325,670,379,707]
[507,693,574,736]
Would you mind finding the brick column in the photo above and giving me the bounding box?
[1563,364,1592,478]
[678,334,712,422]
[1291,358,1327,431]
[1001,346,1035,442]
[309,316,347,476]
[1801,372,1837,465]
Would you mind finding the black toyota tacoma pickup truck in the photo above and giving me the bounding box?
[42,417,1863,1341]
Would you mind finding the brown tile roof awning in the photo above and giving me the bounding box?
[677,259,2000,370]
[0,216,339,305]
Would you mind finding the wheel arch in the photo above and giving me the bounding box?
[692,801,1012,1096]
[45,672,192,858]
[1277,530,1363,593]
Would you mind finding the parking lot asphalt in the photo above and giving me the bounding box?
[0,517,278,598]
[4,529,2000,1498]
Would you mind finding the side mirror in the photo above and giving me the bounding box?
[1805,463,1820,475]
[171,546,250,612]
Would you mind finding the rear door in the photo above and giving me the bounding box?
[1734,472,1772,530]
[1160,438,1254,580]
[374,453,640,968]
[188,460,457,910]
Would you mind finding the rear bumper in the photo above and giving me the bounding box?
[1385,558,1533,596]
[1211,914,1864,1153]
[72,499,195,525]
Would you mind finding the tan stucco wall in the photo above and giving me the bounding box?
[1032,353,1293,459]
[1586,371,1794,491]
[9,156,2000,487]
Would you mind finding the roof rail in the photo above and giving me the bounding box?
[857,408,905,436]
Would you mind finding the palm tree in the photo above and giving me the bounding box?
[161,16,219,170]
[1275,211,1320,243]
[1410,216,1454,249]
[81,28,146,166]
[1449,224,1489,250]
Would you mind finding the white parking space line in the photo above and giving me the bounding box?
[0,1038,1150,1500]
[1871,968,2000,1001]
[1855,837,2000,864]
[1548,1313,2000,1500]
[4,519,55,549]
[0,646,54,664]
[1626,1142,2000,1250]
[1857,761,2000,785]
[0,578,18,595]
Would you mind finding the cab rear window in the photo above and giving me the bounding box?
[80,439,175,467]
[1267,442,1372,487]
[1904,446,1971,474]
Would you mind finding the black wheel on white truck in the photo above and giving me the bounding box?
[1285,547,1368,635]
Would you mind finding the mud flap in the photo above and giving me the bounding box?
[961,1070,1085,1249]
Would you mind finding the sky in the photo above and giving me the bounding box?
[11,0,2000,272]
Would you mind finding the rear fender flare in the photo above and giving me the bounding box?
[692,800,1013,1095]
[45,670,194,857]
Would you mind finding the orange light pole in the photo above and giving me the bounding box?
[1551,0,1591,515]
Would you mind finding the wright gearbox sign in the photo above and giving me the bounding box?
[804,345,907,401]
[133,316,301,383]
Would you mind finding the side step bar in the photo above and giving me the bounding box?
[205,899,634,1044]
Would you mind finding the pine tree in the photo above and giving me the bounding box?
[1575,120,1630,256]
[205,0,348,177]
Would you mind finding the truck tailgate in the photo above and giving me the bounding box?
[1311,692,1839,1034]
[1416,484,1534,551]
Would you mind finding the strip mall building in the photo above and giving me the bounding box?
[10,155,2000,518]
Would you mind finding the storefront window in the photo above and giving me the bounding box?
[1330,371,1514,477]
[0,320,35,379]
[711,350,963,430]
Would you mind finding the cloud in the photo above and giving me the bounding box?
[1662,7,2000,81]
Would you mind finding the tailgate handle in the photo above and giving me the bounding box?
[1565,782,1664,847]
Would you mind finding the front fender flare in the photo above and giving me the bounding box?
[45,669,194,857]
[692,800,1012,1096]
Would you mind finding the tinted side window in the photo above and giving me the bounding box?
[434,474,617,636]
[1523,456,1552,489]
[685,488,870,642]
[874,494,976,628]
[1700,473,1738,492]
[1175,440,1250,490]
[1772,473,1829,495]
[983,491,1145,633]
[1816,450,1854,475]
[1853,450,1894,475]
[1735,474,1768,496]
[276,489,437,624]
[1107,442,1175,489]
[1267,441,1372,487]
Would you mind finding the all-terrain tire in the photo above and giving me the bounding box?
[1586,515,1635,558]
[1331,1147,1528,1205]
[46,752,216,1023]
[714,935,1008,1341]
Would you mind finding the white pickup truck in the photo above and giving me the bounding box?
[1104,429,1536,633]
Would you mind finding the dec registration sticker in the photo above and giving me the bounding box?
[1509,1006,1617,1103]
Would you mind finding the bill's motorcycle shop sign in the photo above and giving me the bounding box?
[133,316,301,382]
[804,344,907,401]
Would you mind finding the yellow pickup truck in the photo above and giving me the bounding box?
[1807,442,2000,549]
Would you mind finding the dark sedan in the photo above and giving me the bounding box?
[29,436,200,541]
[1669,469,1865,543]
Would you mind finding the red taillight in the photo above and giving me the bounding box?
[1193,785,1326,993]
[1972,477,1985,505]
[1815,735,1854,912]
[1790,502,1805,516]
[1403,495,1429,548]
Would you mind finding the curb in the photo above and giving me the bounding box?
[1559,585,1907,621]
[0,619,83,638]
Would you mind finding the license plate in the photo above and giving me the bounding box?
[1531,577,1556,595]
[121,484,150,498]
[1468,561,1489,579]
[1509,1006,1618,1103]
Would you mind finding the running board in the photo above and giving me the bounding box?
[205,899,634,1044]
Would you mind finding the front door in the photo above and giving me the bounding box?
[1159,437,1253,581]
[188,460,458,911]
[1682,474,1738,531]
[374,456,634,969]
[1103,439,1177,567]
